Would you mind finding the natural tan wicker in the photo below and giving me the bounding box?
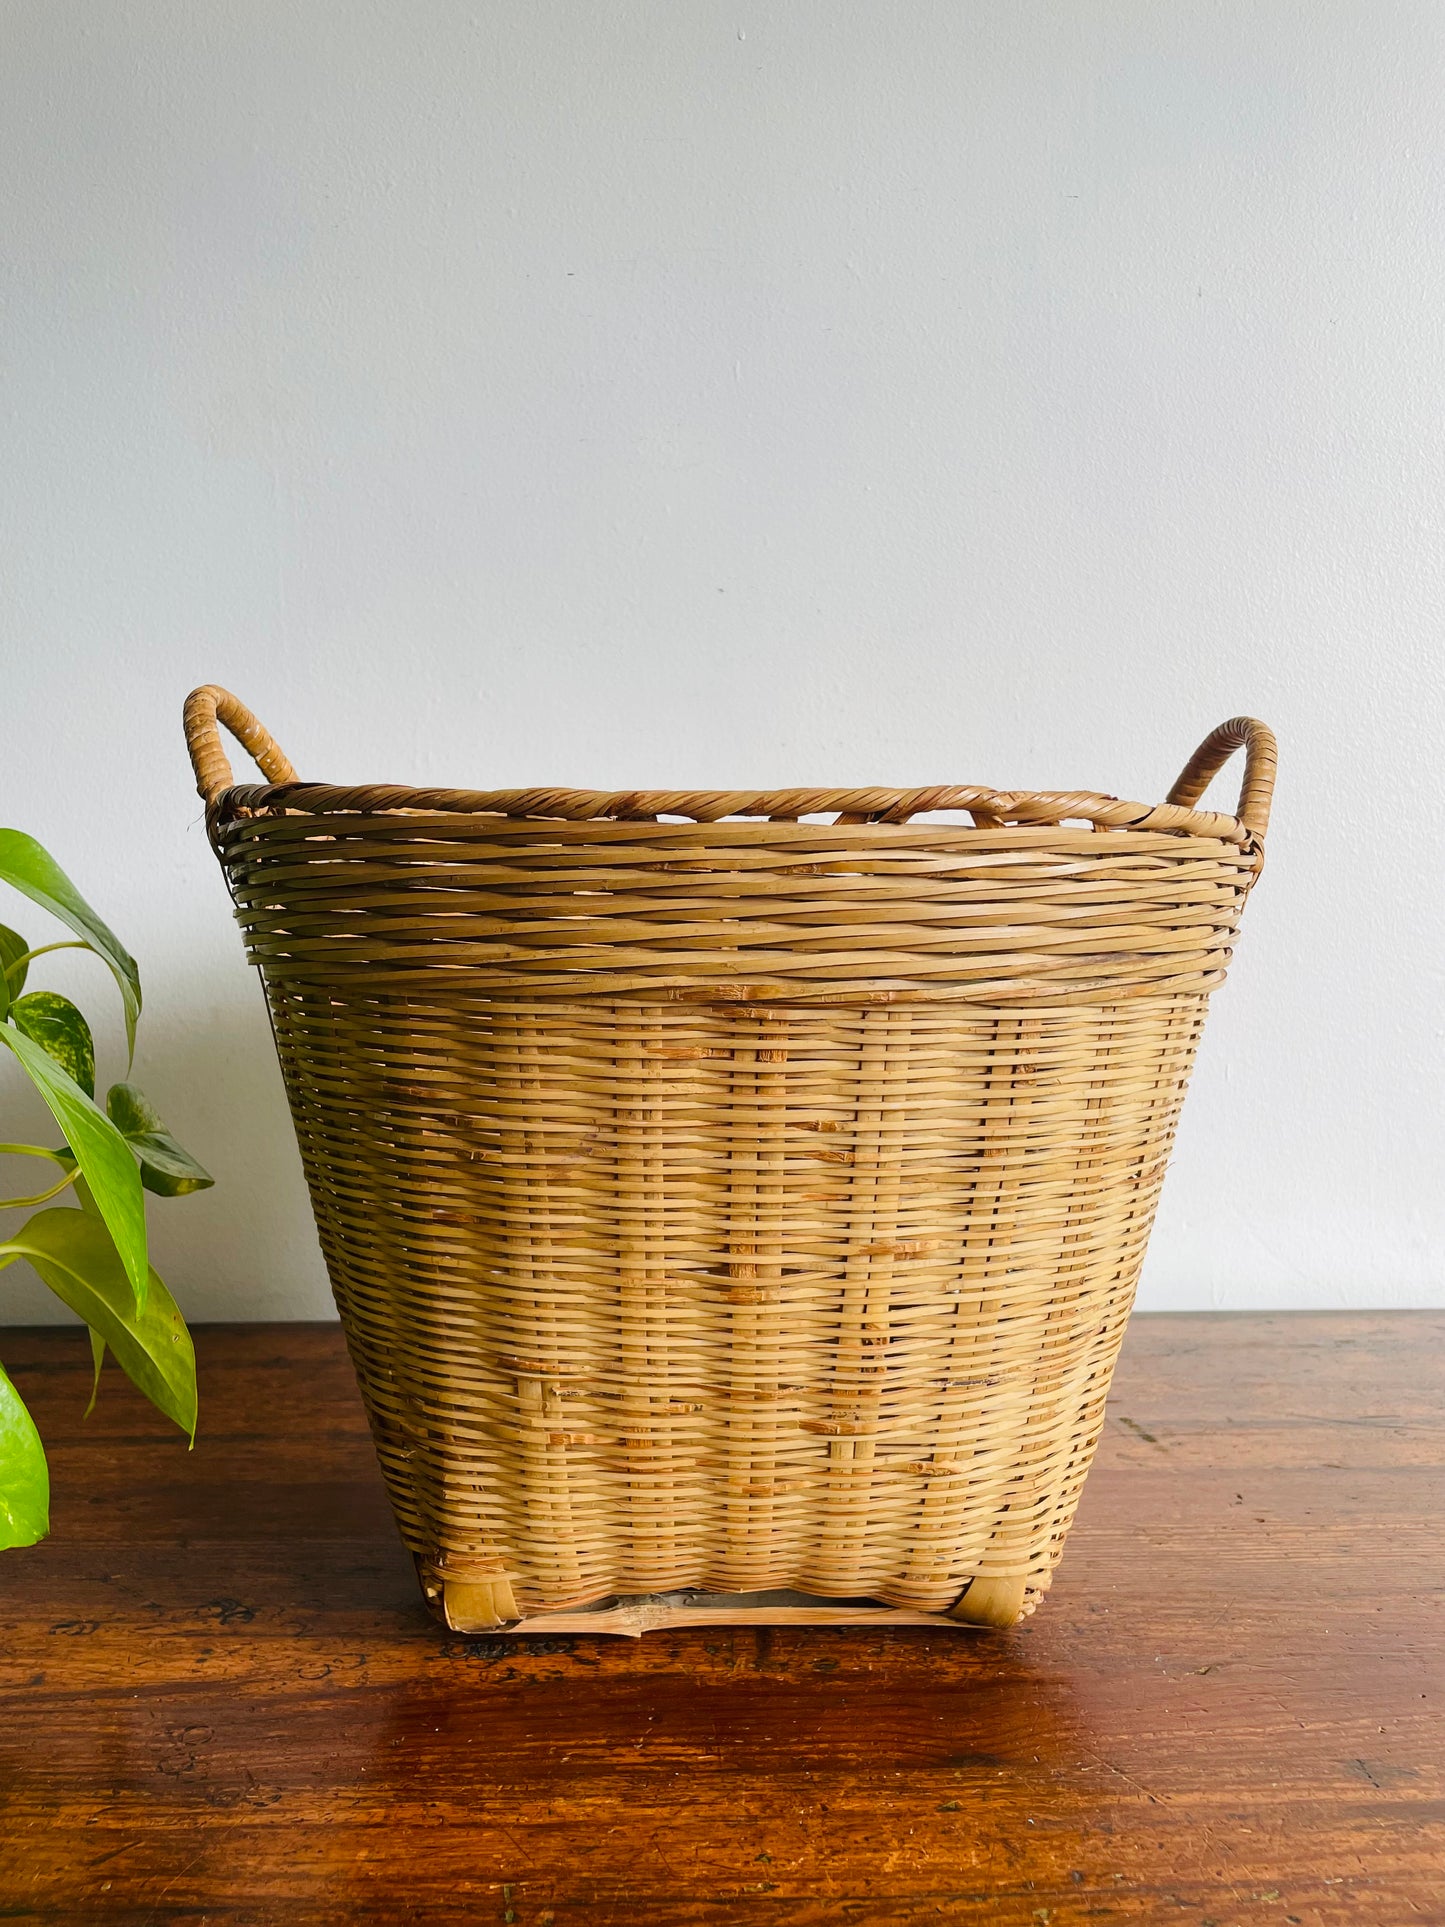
[186,688,1274,1636]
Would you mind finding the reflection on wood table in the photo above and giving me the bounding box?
[1,1313,1440,1925]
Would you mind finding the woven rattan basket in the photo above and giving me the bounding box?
[186,689,1274,1636]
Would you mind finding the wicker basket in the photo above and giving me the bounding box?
[186,689,1274,1636]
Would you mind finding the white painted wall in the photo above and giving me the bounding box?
[2,2,1441,1322]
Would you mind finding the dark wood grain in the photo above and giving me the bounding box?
[1,1314,1441,1926]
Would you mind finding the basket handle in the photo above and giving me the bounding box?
[1166,716,1276,840]
[183,686,298,806]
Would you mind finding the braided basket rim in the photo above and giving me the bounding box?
[210,780,1257,846]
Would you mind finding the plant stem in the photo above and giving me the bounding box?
[0,1143,71,1164]
[5,940,91,982]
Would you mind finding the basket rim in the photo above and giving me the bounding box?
[207,779,1258,846]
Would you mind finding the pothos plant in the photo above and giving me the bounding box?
[0,829,208,1548]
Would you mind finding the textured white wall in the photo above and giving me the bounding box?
[2,2,1442,1321]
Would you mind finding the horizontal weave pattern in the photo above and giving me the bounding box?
[192,694,1272,1627]
[214,816,1257,1006]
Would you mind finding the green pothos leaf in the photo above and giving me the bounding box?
[0,831,141,1059]
[85,1328,105,1420]
[0,924,29,1017]
[106,1083,214,1196]
[0,1358,50,1548]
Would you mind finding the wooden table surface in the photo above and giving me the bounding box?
[1,1313,1440,1926]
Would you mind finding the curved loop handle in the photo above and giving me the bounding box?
[1166,716,1276,840]
[184,686,298,807]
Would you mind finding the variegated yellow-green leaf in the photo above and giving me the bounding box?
[0,1209,194,1441]
[0,1026,148,1307]
[10,992,95,1097]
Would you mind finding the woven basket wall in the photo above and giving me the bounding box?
[187,690,1274,1633]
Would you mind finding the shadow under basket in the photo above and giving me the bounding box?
[186,689,1275,1637]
